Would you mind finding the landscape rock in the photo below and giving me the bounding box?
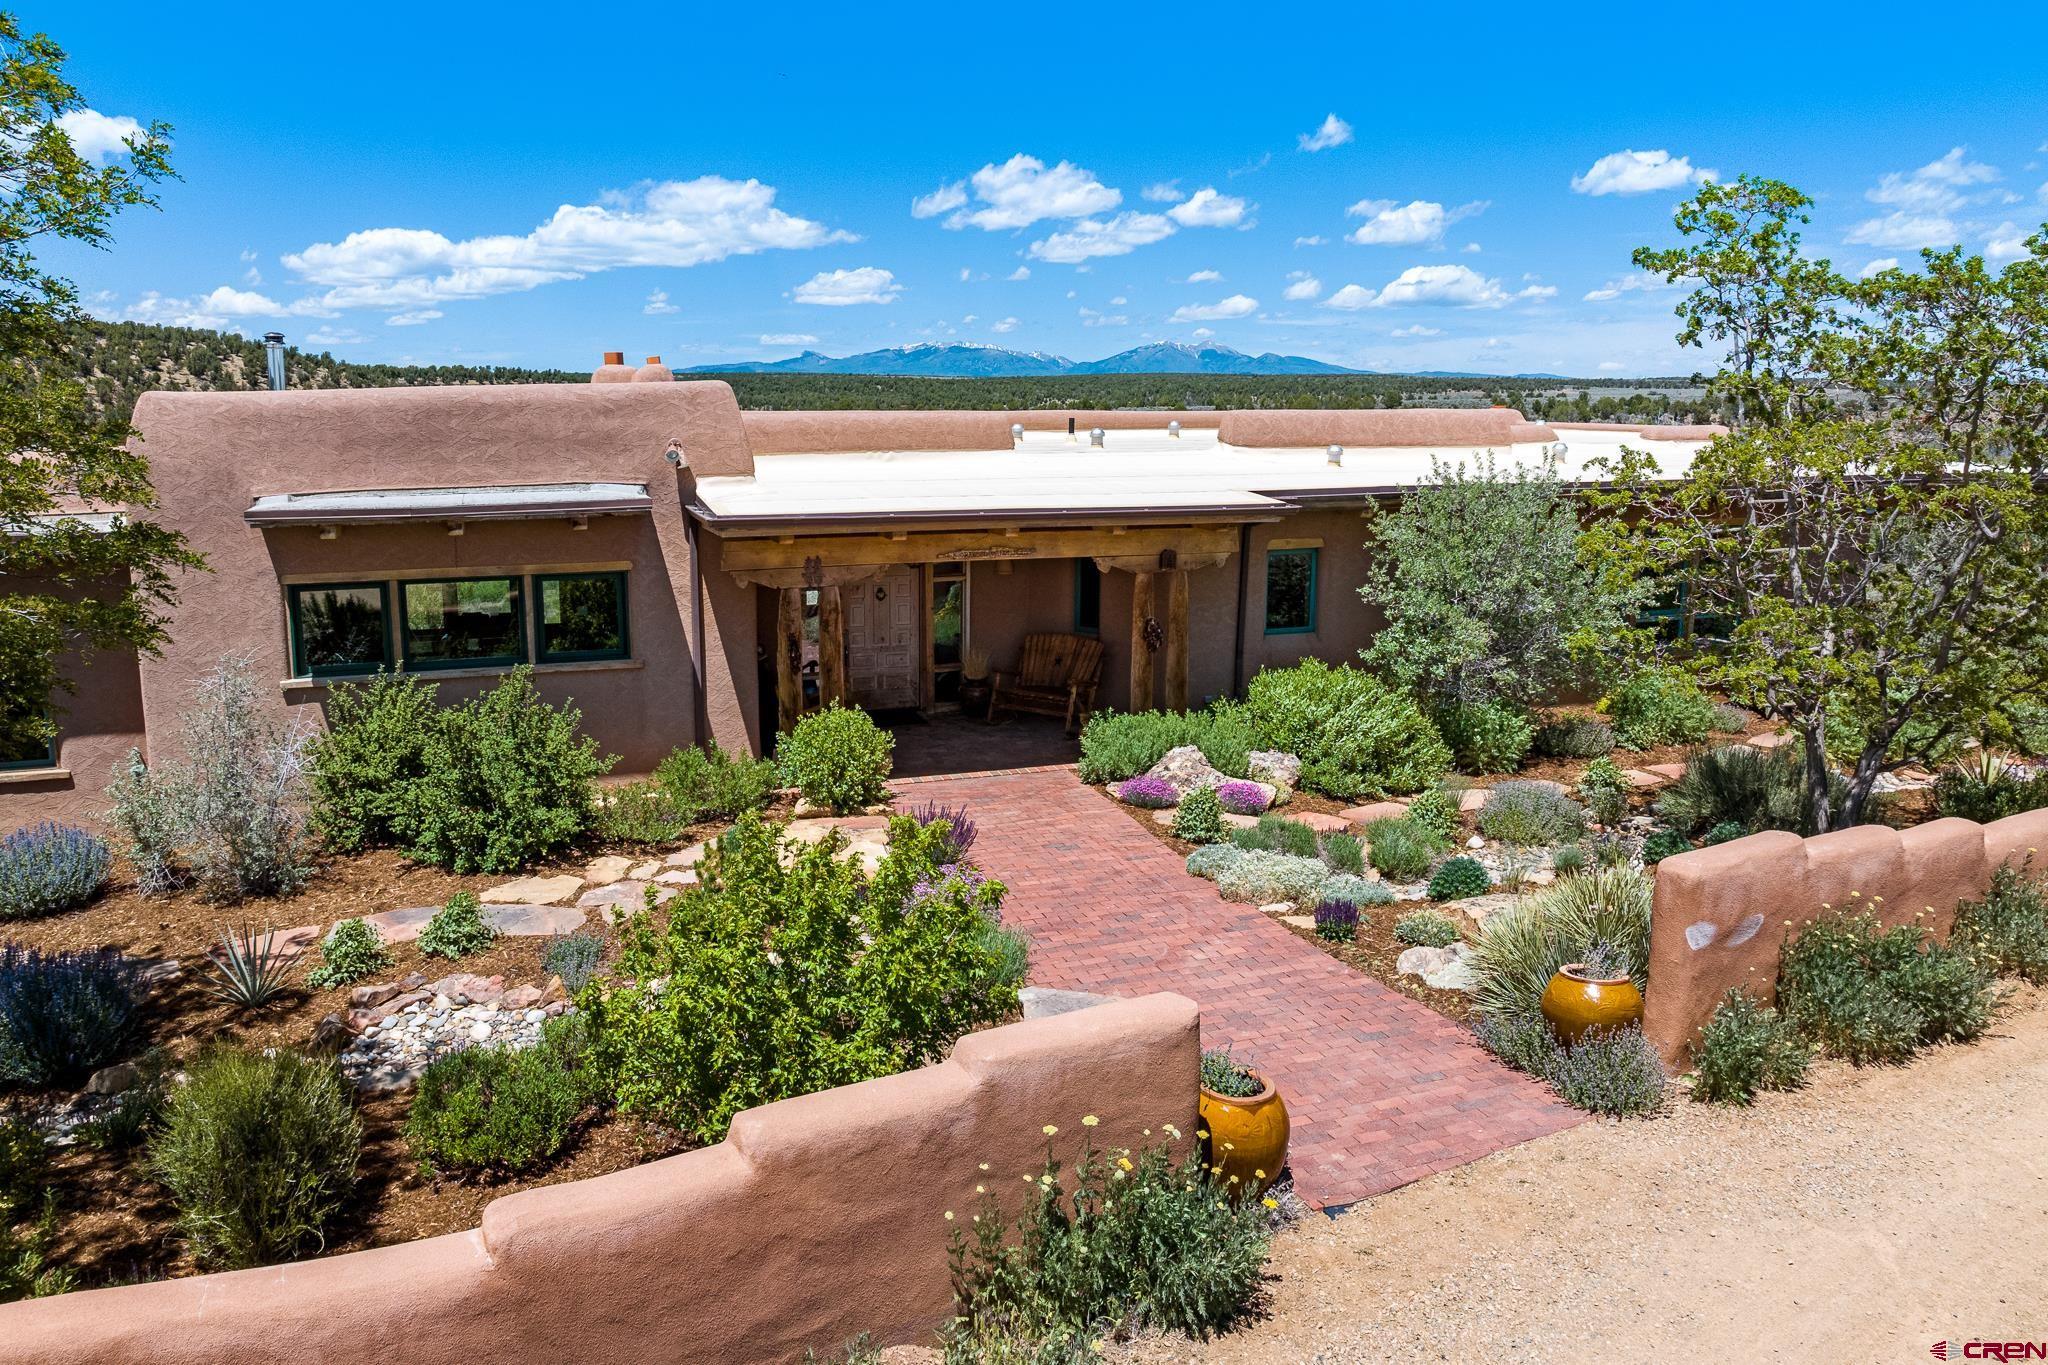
[1458,788,1487,813]
[480,874,583,906]
[1395,942,1477,992]
[654,869,699,887]
[1144,745,1231,799]
[1019,986,1121,1019]
[398,971,428,991]
[1280,913,1316,930]
[1622,769,1665,789]
[424,973,504,1006]
[583,855,636,886]
[309,1013,352,1052]
[1258,901,1294,915]
[628,860,661,881]
[337,981,572,1091]
[1644,762,1688,781]
[480,902,588,936]
[501,984,544,1010]
[1246,749,1302,792]
[1747,731,1793,749]
[1291,810,1350,834]
[540,974,569,1006]
[1340,800,1409,826]
[349,981,402,1009]
[665,843,709,867]
[86,1063,139,1096]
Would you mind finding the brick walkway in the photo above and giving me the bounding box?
[899,765,1580,1210]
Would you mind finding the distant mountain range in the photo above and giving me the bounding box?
[685,341,1366,378]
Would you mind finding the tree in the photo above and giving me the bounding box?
[1597,179,2048,831]
[1358,451,1650,711]
[0,15,200,759]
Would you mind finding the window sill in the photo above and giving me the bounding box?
[0,767,70,786]
[281,658,644,692]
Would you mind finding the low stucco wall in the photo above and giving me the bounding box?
[1644,812,2048,1062]
[2,993,1200,1365]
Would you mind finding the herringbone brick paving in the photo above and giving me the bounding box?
[899,765,1580,1209]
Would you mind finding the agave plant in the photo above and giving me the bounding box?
[205,924,296,1010]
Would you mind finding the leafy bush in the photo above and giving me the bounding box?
[1470,866,1653,1024]
[1200,1046,1262,1097]
[1433,701,1535,775]
[1403,787,1462,843]
[0,945,141,1087]
[1711,703,1753,734]
[975,917,1031,991]
[909,802,979,861]
[305,917,390,990]
[654,741,777,823]
[1114,775,1178,809]
[1076,707,1253,785]
[107,659,315,901]
[1314,898,1359,942]
[418,891,496,960]
[1170,786,1224,844]
[1932,755,2048,824]
[1229,815,1319,858]
[1240,661,1449,800]
[1551,845,1588,877]
[205,924,296,1010]
[0,1119,70,1301]
[1777,909,1993,1064]
[584,813,1015,1141]
[1641,829,1692,864]
[1477,781,1587,846]
[403,670,613,873]
[946,1136,1270,1357]
[306,670,437,853]
[1955,859,2048,982]
[0,822,109,919]
[1591,834,1631,867]
[151,1048,359,1270]
[1427,856,1491,902]
[1690,989,1809,1105]
[406,1018,592,1176]
[1472,1005,1561,1077]
[1655,743,1812,837]
[1532,715,1615,759]
[1702,820,1747,847]
[1394,910,1461,948]
[1576,756,1631,827]
[1213,851,1328,907]
[1545,1026,1667,1116]
[544,931,605,993]
[1319,832,1364,875]
[1185,844,1243,881]
[1321,873,1392,906]
[1607,667,1717,750]
[1213,780,1268,816]
[776,703,893,814]
[1363,817,1446,881]
[590,779,688,845]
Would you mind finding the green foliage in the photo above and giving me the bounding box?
[1184,844,1243,881]
[1320,873,1392,906]
[583,813,1015,1141]
[1212,850,1328,908]
[76,1049,170,1151]
[945,1137,1271,1358]
[589,779,685,845]
[1954,860,2048,984]
[1199,1046,1262,1098]
[406,1018,593,1176]
[0,945,140,1087]
[1362,817,1446,882]
[976,918,1032,992]
[1932,756,2048,824]
[418,891,496,960]
[1476,781,1588,847]
[1607,668,1716,751]
[1690,990,1809,1105]
[775,703,893,814]
[543,931,605,993]
[1240,661,1449,800]
[1432,700,1535,775]
[1654,742,1852,838]
[1318,831,1364,875]
[1777,909,1994,1064]
[1543,1026,1667,1117]
[150,1048,360,1270]
[1641,829,1692,865]
[0,1118,70,1301]
[1575,756,1632,827]
[1402,787,1462,843]
[1470,866,1653,1024]
[305,917,390,991]
[1702,821,1747,847]
[1427,856,1491,902]
[1711,703,1752,734]
[205,923,296,1010]
[1076,708,1251,785]
[1228,815,1318,858]
[306,670,437,853]
[1532,714,1615,759]
[1394,910,1461,948]
[1551,844,1588,876]
[1168,786,1224,844]
[653,741,777,824]
[0,821,109,919]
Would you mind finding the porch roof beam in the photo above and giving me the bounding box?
[717,523,1240,574]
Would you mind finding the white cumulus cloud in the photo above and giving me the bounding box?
[1847,148,2004,250]
[643,288,678,315]
[1283,271,1322,301]
[1169,293,1258,322]
[1027,211,1175,263]
[1390,324,1443,337]
[793,266,901,306]
[1859,257,1900,278]
[760,333,818,346]
[1345,198,1487,247]
[990,316,1020,333]
[1142,182,1184,203]
[931,154,1121,230]
[386,309,442,327]
[1298,113,1354,153]
[1323,264,1546,310]
[1986,222,2032,262]
[1166,187,1250,228]
[910,181,969,219]
[1186,269,1222,283]
[56,108,148,163]
[1581,271,1672,302]
[1570,149,1714,196]
[1294,235,1327,247]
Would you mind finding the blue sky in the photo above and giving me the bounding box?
[32,1,2048,377]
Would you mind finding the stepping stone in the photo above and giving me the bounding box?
[784,816,889,845]
[481,874,583,905]
[1258,902,1294,915]
[628,860,661,881]
[1747,731,1792,749]
[1458,788,1488,813]
[211,924,320,964]
[1622,768,1664,789]
[1280,914,1316,930]
[1291,811,1351,834]
[1339,801,1409,826]
[481,903,587,936]
[577,880,660,911]
[653,869,698,887]
[361,904,437,943]
[1220,811,1260,829]
[1645,762,1688,780]
[1020,986,1122,1019]
[584,855,635,886]
[665,843,709,867]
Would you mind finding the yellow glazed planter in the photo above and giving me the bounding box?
[1539,964,1645,1044]
[1198,1070,1289,1197]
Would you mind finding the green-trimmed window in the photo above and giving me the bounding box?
[536,572,629,662]
[1264,547,1318,635]
[288,582,392,677]
[0,696,55,772]
[1073,558,1101,635]
[401,576,525,669]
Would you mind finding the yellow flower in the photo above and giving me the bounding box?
[976,1184,985,1194]
[1042,1124,1059,1136]
[1223,1141,1235,1151]
[1081,1115,1099,1127]
[1116,1156,1132,1171]
[1262,1197,1279,1209]
[1228,1174,1240,1184]
[1254,1169,1266,1179]
[978,1162,990,1171]
[1197,1129,1210,1140]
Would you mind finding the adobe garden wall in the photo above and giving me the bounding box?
[0,992,1201,1365]
[1643,811,2048,1063]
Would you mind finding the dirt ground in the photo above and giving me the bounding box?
[1114,985,2048,1364]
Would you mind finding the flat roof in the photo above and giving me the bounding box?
[245,482,652,527]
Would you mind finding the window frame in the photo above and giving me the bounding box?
[1072,557,1102,636]
[0,723,56,773]
[286,580,394,679]
[1263,546,1319,636]
[533,570,631,664]
[397,574,528,672]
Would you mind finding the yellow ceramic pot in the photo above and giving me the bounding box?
[1539,964,1645,1044]
[1198,1070,1289,1198]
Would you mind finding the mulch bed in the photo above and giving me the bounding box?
[1281,908,1476,1023]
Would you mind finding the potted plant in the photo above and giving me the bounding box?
[1538,942,1644,1044]
[959,648,992,719]
[1197,1046,1289,1198]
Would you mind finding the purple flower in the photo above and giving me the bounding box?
[908,862,995,920]
[1313,898,1360,942]
[909,801,977,860]
[1114,775,1179,809]
[1215,780,1269,815]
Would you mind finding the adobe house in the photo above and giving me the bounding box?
[0,350,1719,830]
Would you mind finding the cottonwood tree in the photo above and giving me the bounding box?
[0,15,199,758]
[1595,177,2048,831]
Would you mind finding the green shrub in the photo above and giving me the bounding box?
[0,946,141,1088]
[0,822,110,919]
[776,703,893,814]
[1394,909,1461,948]
[205,923,297,1011]
[1433,701,1535,775]
[1544,1026,1667,1116]
[1607,667,1716,750]
[974,917,1031,992]
[543,931,606,993]
[1321,873,1392,906]
[1655,743,1814,836]
[0,1119,70,1301]
[402,670,614,873]
[1690,989,1809,1105]
[1476,781,1587,846]
[77,1049,171,1151]
[1076,708,1252,785]
[1576,756,1632,827]
[306,670,437,853]
[1702,820,1747,847]
[1170,786,1225,844]
[1641,829,1692,865]
[1551,845,1588,876]
[654,742,778,823]
[1213,851,1328,907]
[584,813,1014,1141]
[1199,1045,1262,1098]
[1777,909,1994,1064]
[945,1137,1270,1357]
[1532,715,1615,759]
[590,779,687,845]
[1319,831,1364,875]
[1403,787,1462,843]
[1240,661,1448,800]
[418,891,496,960]
[1229,815,1318,858]
[406,1018,592,1176]
[150,1049,360,1269]
[1955,859,2048,982]
[305,917,390,990]
[1470,866,1653,1024]
[1427,856,1491,902]
[1185,844,1243,881]
[1711,703,1752,733]
[1363,817,1446,881]
[1932,755,2048,824]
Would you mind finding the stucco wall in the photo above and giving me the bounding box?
[1643,812,2048,1063]
[1,993,1201,1365]
[0,573,148,833]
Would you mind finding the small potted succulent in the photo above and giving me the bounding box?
[959,648,992,719]
[1197,1045,1289,1199]
[1539,940,1644,1044]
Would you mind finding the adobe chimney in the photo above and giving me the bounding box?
[592,351,636,384]
[631,354,675,383]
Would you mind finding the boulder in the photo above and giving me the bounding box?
[1458,788,1488,813]
[86,1062,140,1096]
[1340,800,1410,826]
[480,874,583,906]
[348,981,402,1010]
[1144,745,1230,799]
[309,1013,352,1053]
[583,855,636,886]
[501,984,544,1011]
[540,974,570,1006]
[1395,942,1477,991]
[1246,749,1301,791]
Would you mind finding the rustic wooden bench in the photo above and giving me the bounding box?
[989,632,1104,733]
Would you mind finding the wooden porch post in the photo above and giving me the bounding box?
[775,586,803,733]
[1163,569,1189,712]
[1129,569,1157,713]
[816,584,847,707]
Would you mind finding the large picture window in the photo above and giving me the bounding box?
[0,696,55,772]
[288,582,392,677]
[401,576,525,669]
[536,572,629,662]
[1264,547,1318,635]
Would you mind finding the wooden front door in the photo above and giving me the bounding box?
[844,568,921,710]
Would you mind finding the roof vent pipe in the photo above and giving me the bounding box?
[1327,444,1343,466]
[1168,419,1181,438]
[1090,427,1106,447]
[1010,423,1024,441]
[1067,417,1077,440]
[262,332,286,391]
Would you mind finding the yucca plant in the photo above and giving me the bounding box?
[1470,865,1652,1022]
[206,924,296,1010]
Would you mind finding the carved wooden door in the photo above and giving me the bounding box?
[844,568,920,710]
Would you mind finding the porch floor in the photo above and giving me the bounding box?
[884,711,1081,779]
